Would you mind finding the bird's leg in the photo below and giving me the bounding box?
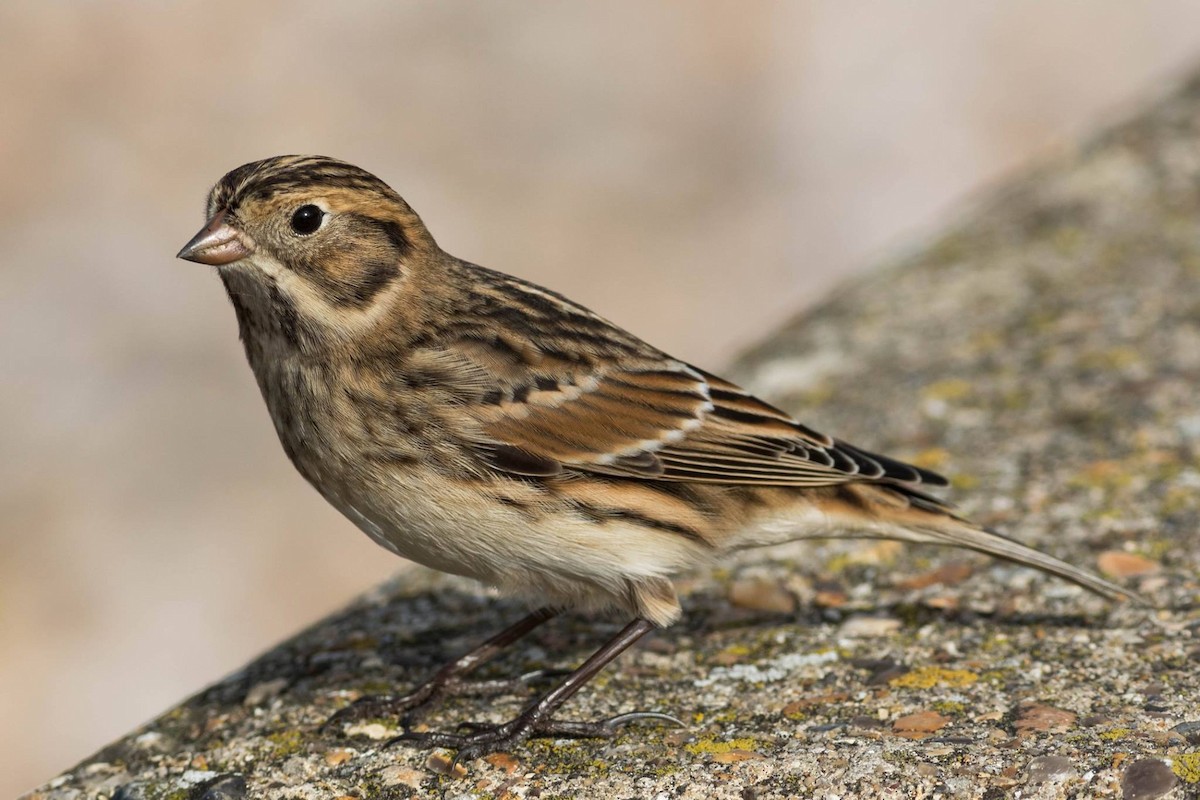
[387,617,685,763]
[322,607,558,732]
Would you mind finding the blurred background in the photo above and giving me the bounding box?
[4,1,1200,793]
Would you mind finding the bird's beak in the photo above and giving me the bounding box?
[177,209,256,265]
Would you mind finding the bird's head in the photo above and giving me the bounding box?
[178,155,435,350]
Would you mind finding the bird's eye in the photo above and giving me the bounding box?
[290,204,324,235]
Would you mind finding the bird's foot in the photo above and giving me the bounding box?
[387,711,685,764]
[321,669,568,733]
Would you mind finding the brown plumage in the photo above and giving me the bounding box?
[178,155,1133,760]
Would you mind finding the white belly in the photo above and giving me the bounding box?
[319,467,707,618]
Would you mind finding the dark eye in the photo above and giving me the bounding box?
[290,204,324,235]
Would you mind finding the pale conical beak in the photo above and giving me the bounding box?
[177,209,256,265]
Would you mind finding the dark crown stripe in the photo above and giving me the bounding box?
[213,155,399,209]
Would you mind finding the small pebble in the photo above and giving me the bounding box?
[484,752,521,773]
[813,584,849,608]
[180,770,218,785]
[923,595,959,611]
[893,711,949,738]
[728,578,797,614]
[849,715,887,730]
[196,775,247,800]
[1097,551,1161,578]
[1170,720,1200,744]
[1025,755,1074,784]
[897,562,973,590]
[344,722,393,740]
[838,615,901,638]
[113,783,151,800]
[1120,759,1177,800]
[380,765,426,789]
[808,722,845,733]
[1014,704,1076,734]
[132,732,162,749]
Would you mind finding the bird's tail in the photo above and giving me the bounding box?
[896,515,1134,602]
[800,484,1140,603]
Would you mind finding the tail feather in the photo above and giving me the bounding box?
[910,519,1138,603]
[832,484,1142,603]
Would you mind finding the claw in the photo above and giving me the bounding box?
[337,615,663,763]
[526,711,687,739]
[382,708,685,760]
[322,673,552,735]
[601,711,688,731]
[384,728,465,750]
[320,694,407,734]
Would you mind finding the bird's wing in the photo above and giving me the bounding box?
[443,345,944,489]
[425,265,947,489]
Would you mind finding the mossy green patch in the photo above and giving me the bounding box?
[706,709,740,725]
[1160,486,1195,515]
[644,761,683,778]
[890,666,978,689]
[882,748,919,766]
[265,728,304,757]
[685,737,759,756]
[527,738,611,775]
[1098,728,1132,741]
[718,644,752,659]
[1172,753,1200,784]
[932,700,966,715]
[1141,538,1175,560]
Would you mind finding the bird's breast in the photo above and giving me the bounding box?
[241,350,715,613]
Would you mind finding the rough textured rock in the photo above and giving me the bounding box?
[27,73,1200,800]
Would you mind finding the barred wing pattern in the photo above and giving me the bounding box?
[470,358,947,491]
[425,264,947,493]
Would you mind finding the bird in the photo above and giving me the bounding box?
[177,155,1134,761]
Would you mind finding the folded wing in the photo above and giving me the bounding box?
[467,355,947,491]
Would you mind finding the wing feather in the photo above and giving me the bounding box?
[466,356,945,490]
[431,266,946,491]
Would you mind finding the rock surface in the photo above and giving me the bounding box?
[27,73,1200,800]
